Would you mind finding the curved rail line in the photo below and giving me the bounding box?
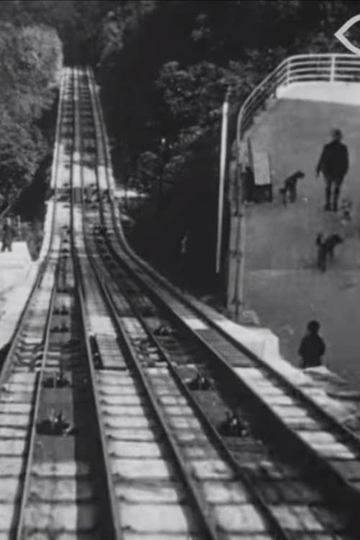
[73,67,217,539]
[91,230,360,537]
[67,65,360,537]
[77,68,285,540]
[85,64,360,536]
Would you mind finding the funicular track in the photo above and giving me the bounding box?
[2,63,360,539]
[81,64,360,538]
[0,68,117,539]
[0,67,71,537]
[75,69,283,540]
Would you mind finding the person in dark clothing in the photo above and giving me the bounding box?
[298,320,326,369]
[1,218,16,252]
[279,170,305,204]
[243,165,255,202]
[316,233,343,272]
[316,129,349,212]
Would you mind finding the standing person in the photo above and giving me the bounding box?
[243,165,255,203]
[1,218,15,252]
[298,320,326,369]
[316,128,349,212]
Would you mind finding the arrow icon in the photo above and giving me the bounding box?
[335,15,360,55]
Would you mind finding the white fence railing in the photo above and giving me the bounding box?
[237,53,360,141]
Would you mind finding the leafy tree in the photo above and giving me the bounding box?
[0,20,62,209]
[0,0,117,64]
[0,110,46,202]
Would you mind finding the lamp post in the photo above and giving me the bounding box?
[216,89,231,275]
[158,137,168,212]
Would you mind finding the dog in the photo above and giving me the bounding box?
[316,233,343,272]
[279,170,305,205]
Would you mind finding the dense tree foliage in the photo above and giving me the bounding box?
[0,21,62,210]
[97,0,360,172]
[0,1,117,64]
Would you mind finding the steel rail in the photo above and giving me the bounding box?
[99,220,360,523]
[0,64,67,388]
[71,256,122,540]
[13,65,122,539]
[106,207,360,460]
[94,221,360,530]
[13,66,76,539]
[83,65,360,526]
[71,66,123,540]
[0,67,74,538]
[88,173,359,529]
[83,67,342,538]
[92,89,360,479]
[78,75,223,540]
[84,243,224,540]
[14,257,60,539]
[95,245,296,540]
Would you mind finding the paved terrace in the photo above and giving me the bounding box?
[245,81,360,387]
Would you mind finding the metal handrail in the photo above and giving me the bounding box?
[236,53,360,147]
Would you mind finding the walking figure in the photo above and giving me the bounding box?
[298,320,326,369]
[1,218,16,252]
[316,128,349,212]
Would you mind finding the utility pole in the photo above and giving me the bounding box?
[216,89,231,275]
[158,137,167,212]
[235,144,246,321]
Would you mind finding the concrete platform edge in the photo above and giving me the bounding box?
[0,199,55,353]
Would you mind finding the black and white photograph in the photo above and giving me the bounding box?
[1,0,360,537]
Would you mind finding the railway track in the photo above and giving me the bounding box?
[0,68,119,539]
[0,66,71,537]
[81,65,360,537]
[90,230,360,536]
[13,235,117,539]
[1,64,360,538]
[75,69,288,539]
